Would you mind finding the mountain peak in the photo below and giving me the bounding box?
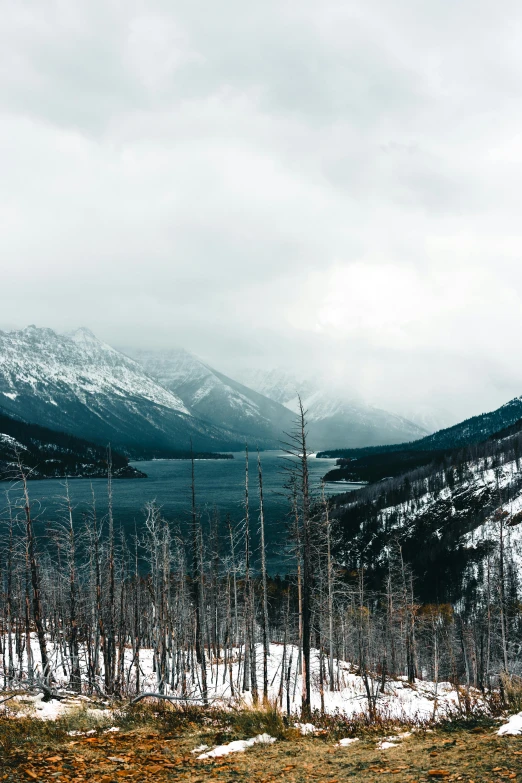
[18,324,58,339]
[0,326,204,452]
[69,326,100,344]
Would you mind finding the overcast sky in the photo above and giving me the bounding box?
[2,0,522,423]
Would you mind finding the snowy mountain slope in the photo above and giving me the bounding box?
[239,368,427,449]
[128,348,295,447]
[332,419,522,603]
[0,327,243,454]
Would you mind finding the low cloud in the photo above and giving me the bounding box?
[2,0,522,423]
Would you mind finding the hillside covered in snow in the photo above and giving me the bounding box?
[331,417,522,604]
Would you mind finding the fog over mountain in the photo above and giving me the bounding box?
[3,1,522,423]
[0,324,427,452]
[129,348,428,449]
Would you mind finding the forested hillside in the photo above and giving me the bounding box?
[330,416,522,606]
[319,395,522,459]
[0,412,146,479]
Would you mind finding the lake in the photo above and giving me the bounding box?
[2,451,365,573]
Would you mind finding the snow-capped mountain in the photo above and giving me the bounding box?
[128,348,294,447]
[0,326,242,454]
[238,368,427,449]
[0,326,433,455]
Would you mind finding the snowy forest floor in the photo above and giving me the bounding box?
[0,704,521,783]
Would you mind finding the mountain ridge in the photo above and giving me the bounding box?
[318,395,522,459]
[128,347,295,448]
[0,326,244,455]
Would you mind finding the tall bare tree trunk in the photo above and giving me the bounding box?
[498,511,509,673]
[64,482,81,692]
[257,451,269,703]
[106,446,116,694]
[298,398,312,718]
[20,461,50,687]
[191,442,208,703]
[133,526,141,695]
[323,485,335,691]
[5,492,15,683]
[242,446,258,702]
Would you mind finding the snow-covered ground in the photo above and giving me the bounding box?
[498,712,522,735]
[1,637,486,723]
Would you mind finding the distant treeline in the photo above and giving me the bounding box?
[323,448,448,483]
[139,451,234,461]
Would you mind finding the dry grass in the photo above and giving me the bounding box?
[0,704,521,782]
[502,673,522,713]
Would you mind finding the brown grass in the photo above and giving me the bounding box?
[501,673,522,713]
[0,705,521,782]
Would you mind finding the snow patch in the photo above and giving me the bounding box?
[197,733,276,759]
[0,327,191,418]
[295,722,319,735]
[68,729,97,737]
[498,712,522,735]
[0,433,25,450]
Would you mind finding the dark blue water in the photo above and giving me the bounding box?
[2,451,364,573]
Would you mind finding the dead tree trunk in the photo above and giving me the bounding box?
[298,399,312,718]
[257,451,269,702]
[19,460,50,687]
[190,443,208,703]
[64,482,81,692]
[106,447,116,694]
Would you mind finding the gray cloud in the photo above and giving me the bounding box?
[2,0,522,425]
